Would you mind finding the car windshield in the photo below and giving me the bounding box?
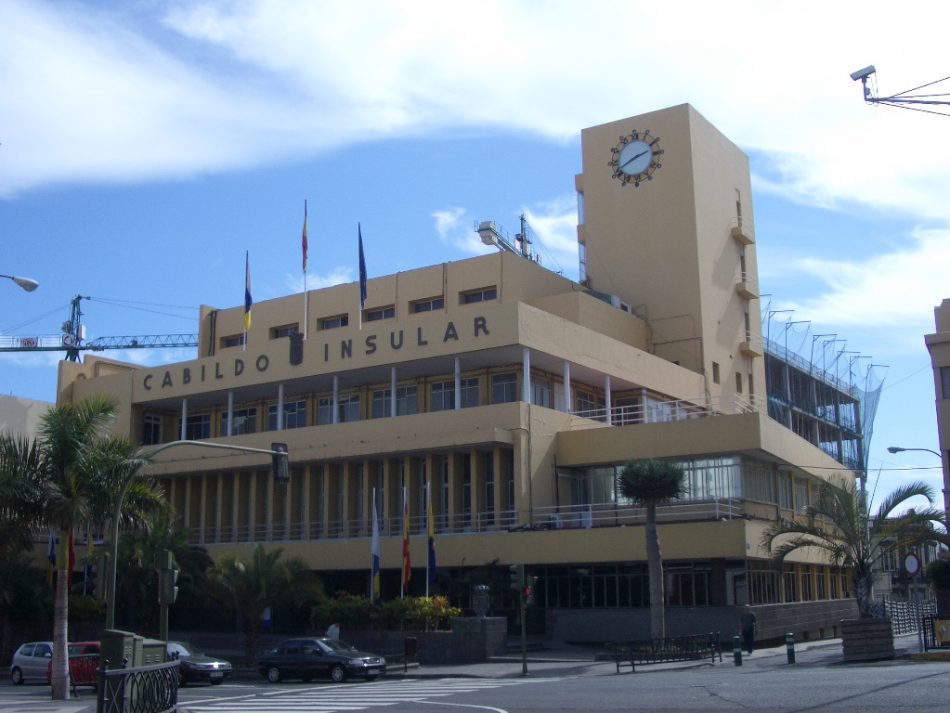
[317,639,356,653]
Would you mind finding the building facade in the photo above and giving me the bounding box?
[57,105,861,642]
[926,298,950,521]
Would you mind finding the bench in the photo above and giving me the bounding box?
[605,632,722,672]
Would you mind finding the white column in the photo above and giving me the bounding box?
[522,347,531,403]
[390,367,397,417]
[180,399,188,440]
[562,360,572,414]
[277,383,285,431]
[454,356,461,410]
[226,391,234,437]
[332,375,339,424]
[605,375,612,425]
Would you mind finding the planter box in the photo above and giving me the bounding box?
[841,617,894,662]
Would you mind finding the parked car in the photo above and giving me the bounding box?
[10,641,53,685]
[46,641,100,689]
[257,637,386,683]
[166,641,232,686]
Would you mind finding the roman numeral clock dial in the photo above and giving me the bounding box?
[609,130,663,186]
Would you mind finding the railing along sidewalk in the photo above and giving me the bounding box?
[604,632,722,673]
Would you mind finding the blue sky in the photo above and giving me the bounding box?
[2,0,948,509]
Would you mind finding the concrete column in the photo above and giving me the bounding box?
[180,398,188,440]
[215,474,223,543]
[454,356,462,410]
[248,471,258,542]
[199,475,207,544]
[332,375,339,424]
[226,391,234,436]
[231,473,240,543]
[522,348,531,403]
[277,383,285,431]
[605,375,613,425]
[301,464,311,539]
[562,360,572,413]
[391,367,397,417]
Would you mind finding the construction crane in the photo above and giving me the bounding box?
[0,294,198,362]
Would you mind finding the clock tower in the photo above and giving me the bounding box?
[576,103,764,407]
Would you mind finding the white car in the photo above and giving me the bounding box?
[10,641,53,685]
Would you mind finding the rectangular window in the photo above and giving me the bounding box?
[318,314,349,330]
[531,378,553,408]
[460,286,497,304]
[712,361,720,384]
[491,372,518,404]
[942,366,950,399]
[736,372,743,394]
[267,400,307,430]
[575,390,605,416]
[143,414,162,445]
[430,378,478,411]
[411,296,444,313]
[365,305,395,322]
[430,380,454,412]
[317,394,362,424]
[270,324,299,339]
[180,414,210,440]
[221,407,257,435]
[371,386,418,418]
[221,334,244,348]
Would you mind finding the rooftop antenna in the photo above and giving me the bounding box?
[476,214,536,261]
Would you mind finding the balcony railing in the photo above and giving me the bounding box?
[183,498,744,546]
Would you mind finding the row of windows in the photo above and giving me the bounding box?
[144,373,520,443]
[219,288,497,349]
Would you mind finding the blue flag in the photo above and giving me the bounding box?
[358,224,367,310]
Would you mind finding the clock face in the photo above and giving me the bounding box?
[609,130,663,187]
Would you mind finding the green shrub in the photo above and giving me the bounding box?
[926,558,950,589]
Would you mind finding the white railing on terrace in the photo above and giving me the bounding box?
[183,498,743,545]
[573,393,763,425]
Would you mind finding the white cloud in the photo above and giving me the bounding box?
[432,208,485,254]
[778,227,949,330]
[286,267,354,295]
[4,0,950,224]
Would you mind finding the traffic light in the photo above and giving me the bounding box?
[509,564,524,592]
[159,568,180,605]
[271,442,289,483]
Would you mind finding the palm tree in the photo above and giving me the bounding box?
[211,544,323,665]
[617,458,686,640]
[764,478,950,618]
[116,513,212,635]
[38,395,120,700]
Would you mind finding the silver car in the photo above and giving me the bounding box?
[10,641,53,685]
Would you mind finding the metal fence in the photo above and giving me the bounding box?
[97,659,179,713]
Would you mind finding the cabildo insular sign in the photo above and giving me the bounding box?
[142,315,491,392]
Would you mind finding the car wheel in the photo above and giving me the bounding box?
[11,668,23,686]
[210,678,223,685]
[329,665,346,683]
[266,666,282,683]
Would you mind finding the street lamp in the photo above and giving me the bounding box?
[0,273,39,292]
[104,439,290,630]
[887,446,948,525]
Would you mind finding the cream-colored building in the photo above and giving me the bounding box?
[0,394,51,438]
[926,298,950,520]
[57,104,863,642]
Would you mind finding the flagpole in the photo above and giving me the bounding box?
[302,200,309,340]
[358,224,367,331]
[243,251,252,352]
[425,481,430,598]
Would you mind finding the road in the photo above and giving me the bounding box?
[171,661,950,713]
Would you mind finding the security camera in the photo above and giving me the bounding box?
[850,65,876,81]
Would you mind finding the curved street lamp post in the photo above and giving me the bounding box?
[0,273,39,291]
[105,439,289,630]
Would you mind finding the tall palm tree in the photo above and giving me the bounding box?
[764,478,950,618]
[617,458,686,640]
[34,395,119,700]
[211,545,323,665]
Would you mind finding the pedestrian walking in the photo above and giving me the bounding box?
[739,605,756,655]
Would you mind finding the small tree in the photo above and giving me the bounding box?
[617,458,686,639]
[764,478,950,619]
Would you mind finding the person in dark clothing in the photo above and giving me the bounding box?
[739,605,757,654]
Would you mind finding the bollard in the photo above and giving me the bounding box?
[732,635,742,666]
[785,632,795,664]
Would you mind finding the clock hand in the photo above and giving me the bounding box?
[620,150,649,170]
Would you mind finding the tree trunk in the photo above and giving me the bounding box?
[645,503,665,640]
[51,568,70,701]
